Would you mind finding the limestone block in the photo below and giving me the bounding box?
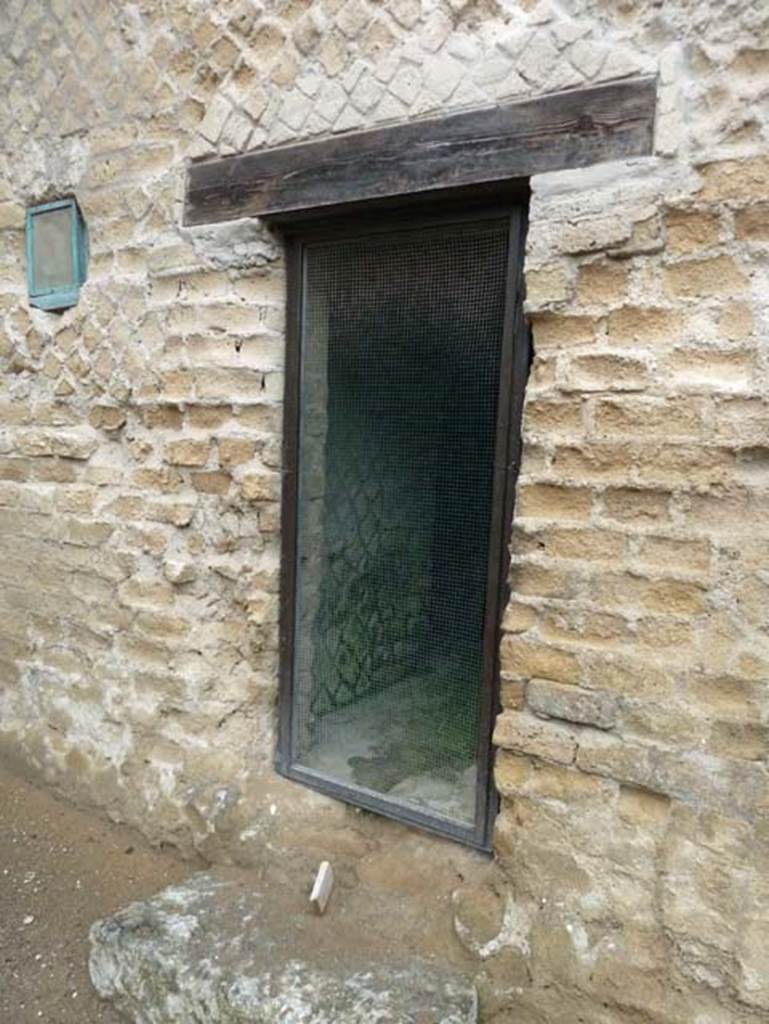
[118,578,175,610]
[525,526,625,563]
[530,313,599,348]
[164,439,211,467]
[662,347,754,392]
[560,353,651,393]
[592,397,704,440]
[516,483,593,522]
[240,469,281,501]
[605,306,684,346]
[557,214,632,255]
[500,635,580,684]
[663,255,749,299]
[499,676,526,709]
[501,602,537,634]
[524,397,584,437]
[493,710,577,765]
[493,751,531,798]
[89,873,478,1024]
[550,442,635,485]
[0,202,25,230]
[665,208,722,254]
[527,678,618,730]
[510,562,577,599]
[89,405,127,432]
[192,470,231,494]
[574,260,628,308]
[719,301,754,340]
[524,263,573,308]
[389,0,421,30]
[15,429,98,460]
[696,156,769,202]
[735,203,769,241]
[187,405,232,429]
[634,535,711,574]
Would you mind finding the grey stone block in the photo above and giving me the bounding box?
[89,872,477,1024]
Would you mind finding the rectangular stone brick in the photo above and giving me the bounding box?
[517,526,625,563]
[131,467,182,493]
[191,471,231,495]
[529,313,599,349]
[500,635,580,684]
[499,676,526,709]
[550,443,634,484]
[641,579,706,615]
[523,263,573,308]
[577,730,766,818]
[0,459,30,482]
[557,214,633,255]
[574,260,628,308]
[600,487,672,525]
[234,405,283,433]
[240,470,281,501]
[15,430,97,460]
[582,651,673,699]
[501,602,537,634]
[516,483,593,522]
[539,609,631,649]
[524,398,584,437]
[634,535,711,574]
[664,208,722,253]
[218,437,257,468]
[634,616,695,651]
[592,397,705,440]
[735,203,769,241]
[493,750,531,797]
[493,710,577,765]
[528,678,618,729]
[560,353,651,392]
[139,405,184,430]
[695,155,769,202]
[633,443,734,489]
[663,255,749,299]
[196,369,266,402]
[186,405,233,429]
[719,301,754,341]
[164,439,211,467]
[663,347,755,392]
[118,578,175,609]
[605,306,684,346]
[509,563,578,599]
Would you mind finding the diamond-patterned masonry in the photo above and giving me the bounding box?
[1,2,768,1022]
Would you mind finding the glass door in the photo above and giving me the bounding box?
[279,206,526,848]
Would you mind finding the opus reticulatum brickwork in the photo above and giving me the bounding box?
[1,1,768,1021]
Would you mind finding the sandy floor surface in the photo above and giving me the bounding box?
[0,763,194,1024]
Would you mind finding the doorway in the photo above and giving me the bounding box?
[278,201,528,848]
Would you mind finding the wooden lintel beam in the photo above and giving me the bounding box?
[184,76,657,226]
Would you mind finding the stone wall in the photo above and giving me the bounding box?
[0,1,767,1022]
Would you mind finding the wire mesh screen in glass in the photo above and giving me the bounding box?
[292,219,509,829]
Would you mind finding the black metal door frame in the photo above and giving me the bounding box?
[274,193,530,850]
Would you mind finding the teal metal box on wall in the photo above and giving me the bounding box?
[26,198,88,311]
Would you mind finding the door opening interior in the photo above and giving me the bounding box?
[278,201,528,849]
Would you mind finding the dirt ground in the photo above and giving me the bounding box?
[0,763,193,1024]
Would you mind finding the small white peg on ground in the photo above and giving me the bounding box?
[310,860,334,915]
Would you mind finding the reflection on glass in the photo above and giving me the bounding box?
[290,221,509,830]
[33,206,74,292]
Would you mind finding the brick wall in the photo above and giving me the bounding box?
[0,1,767,1021]
[492,151,769,1020]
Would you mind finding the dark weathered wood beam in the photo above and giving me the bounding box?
[184,76,657,226]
